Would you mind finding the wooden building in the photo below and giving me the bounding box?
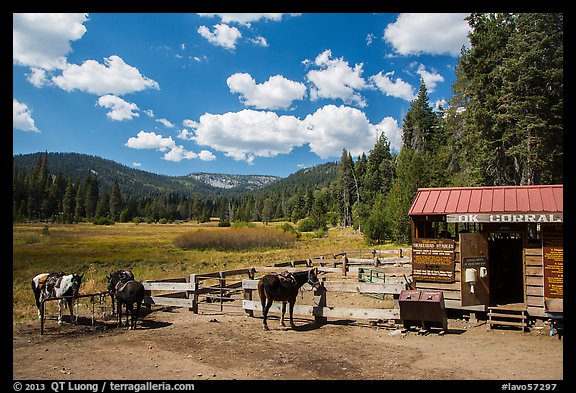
[408,185,563,320]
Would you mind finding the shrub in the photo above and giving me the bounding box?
[231,221,256,228]
[173,227,297,251]
[93,216,114,225]
[278,222,301,238]
[296,217,316,232]
[218,219,231,227]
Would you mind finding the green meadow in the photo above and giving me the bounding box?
[13,221,377,322]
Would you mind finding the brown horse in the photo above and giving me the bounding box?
[115,280,145,330]
[257,268,321,330]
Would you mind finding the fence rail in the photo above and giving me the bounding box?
[241,279,402,322]
[139,250,411,324]
[39,291,110,335]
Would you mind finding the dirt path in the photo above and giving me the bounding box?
[13,305,563,381]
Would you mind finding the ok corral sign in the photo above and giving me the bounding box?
[446,213,563,223]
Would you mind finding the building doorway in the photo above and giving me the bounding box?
[488,232,524,305]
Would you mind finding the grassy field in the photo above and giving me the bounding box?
[13,221,401,322]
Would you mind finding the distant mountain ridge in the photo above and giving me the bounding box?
[187,173,279,190]
[12,152,280,197]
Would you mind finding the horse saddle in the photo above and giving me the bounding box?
[115,280,132,293]
[39,272,64,300]
[278,271,297,288]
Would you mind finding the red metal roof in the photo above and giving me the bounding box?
[408,185,563,216]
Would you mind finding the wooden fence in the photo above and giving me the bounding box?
[241,275,404,323]
[141,251,411,323]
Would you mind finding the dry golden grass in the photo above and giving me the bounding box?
[173,227,297,250]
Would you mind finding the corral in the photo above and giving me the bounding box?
[141,249,410,326]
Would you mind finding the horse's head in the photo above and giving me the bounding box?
[307,268,321,290]
[107,270,134,293]
[70,273,83,297]
[107,273,116,293]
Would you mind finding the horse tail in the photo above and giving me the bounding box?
[32,279,40,309]
[258,279,266,310]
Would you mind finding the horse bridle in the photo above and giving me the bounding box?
[307,269,320,288]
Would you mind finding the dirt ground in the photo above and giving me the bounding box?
[13,296,563,382]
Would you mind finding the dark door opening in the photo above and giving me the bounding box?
[488,233,524,305]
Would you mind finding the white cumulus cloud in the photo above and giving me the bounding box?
[156,118,175,128]
[125,131,176,151]
[302,105,377,159]
[187,105,394,163]
[197,13,300,25]
[227,73,307,110]
[370,71,416,101]
[126,130,216,163]
[384,13,471,57]
[198,24,242,50]
[191,109,305,164]
[52,55,160,95]
[13,98,39,132]
[415,63,445,93]
[305,50,369,107]
[373,116,403,153]
[97,95,140,121]
[162,145,198,162]
[198,150,217,161]
[13,13,89,70]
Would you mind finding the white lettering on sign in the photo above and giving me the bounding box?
[446,213,563,223]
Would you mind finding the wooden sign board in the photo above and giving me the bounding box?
[542,224,563,300]
[412,238,455,283]
[446,213,563,223]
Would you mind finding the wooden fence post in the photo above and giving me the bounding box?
[244,269,255,317]
[342,256,348,276]
[40,300,45,335]
[314,277,327,325]
[189,274,199,313]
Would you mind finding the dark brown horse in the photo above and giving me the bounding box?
[115,280,145,330]
[107,269,135,315]
[257,268,321,330]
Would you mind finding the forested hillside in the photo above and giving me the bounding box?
[13,152,279,197]
[13,14,563,245]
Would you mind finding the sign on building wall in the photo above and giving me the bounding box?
[542,224,563,300]
[412,238,455,283]
[446,213,563,223]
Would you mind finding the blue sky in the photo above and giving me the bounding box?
[13,13,471,178]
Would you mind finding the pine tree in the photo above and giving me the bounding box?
[496,13,563,184]
[455,13,563,185]
[74,180,86,222]
[84,172,99,218]
[363,132,394,203]
[402,80,437,154]
[62,177,76,223]
[336,149,355,227]
[108,180,123,221]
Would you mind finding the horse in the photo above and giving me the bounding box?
[32,272,83,325]
[257,268,321,331]
[114,280,145,330]
[106,269,135,315]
